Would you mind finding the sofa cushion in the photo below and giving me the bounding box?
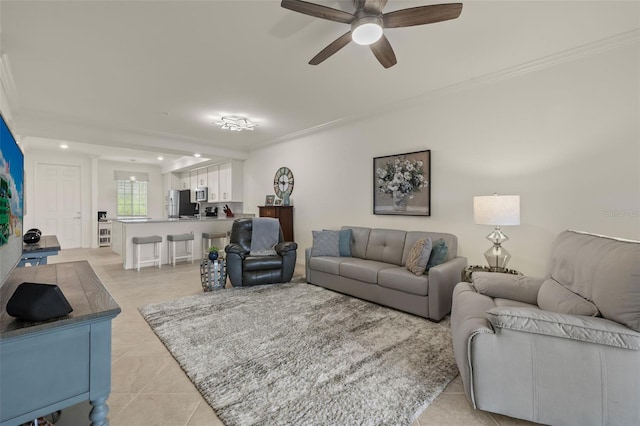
[339,258,396,284]
[549,230,640,331]
[338,228,352,257]
[405,238,432,275]
[403,231,459,263]
[426,239,448,271]
[311,230,340,257]
[538,278,599,316]
[378,267,430,296]
[321,228,352,257]
[493,298,539,309]
[308,256,345,275]
[487,307,640,350]
[472,272,543,306]
[365,228,406,265]
[341,226,371,259]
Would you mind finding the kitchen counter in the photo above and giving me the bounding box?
[111,214,254,269]
[115,216,243,223]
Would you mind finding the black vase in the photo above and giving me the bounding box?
[208,251,219,261]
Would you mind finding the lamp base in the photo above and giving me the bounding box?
[483,244,512,271]
[484,226,512,271]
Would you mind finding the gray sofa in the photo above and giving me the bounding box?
[305,226,467,321]
[451,230,640,426]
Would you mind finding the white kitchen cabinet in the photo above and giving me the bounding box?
[219,160,243,202]
[197,169,208,187]
[190,171,198,202]
[207,166,219,202]
[179,172,190,190]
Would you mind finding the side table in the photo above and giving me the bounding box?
[200,258,226,291]
[1,261,120,426]
[462,265,522,283]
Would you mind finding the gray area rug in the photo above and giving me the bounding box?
[139,283,458,426]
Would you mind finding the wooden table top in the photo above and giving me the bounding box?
[0,261,121,338]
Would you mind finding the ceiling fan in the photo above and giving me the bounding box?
[281,0,463,68]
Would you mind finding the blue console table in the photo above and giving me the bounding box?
[0,261,121,426]
[19,235,61,267]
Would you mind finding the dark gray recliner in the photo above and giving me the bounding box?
[225,218,298,286]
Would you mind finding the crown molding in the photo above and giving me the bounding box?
[259,29,640,148]
[443,29,639,96]
[0,53,19,113]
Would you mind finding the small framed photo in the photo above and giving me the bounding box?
[274,198,283,206]
[265,195,275,206]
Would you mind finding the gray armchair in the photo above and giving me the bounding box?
[451,230,640,426]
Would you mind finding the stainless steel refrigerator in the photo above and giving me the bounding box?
[168,190,197,218]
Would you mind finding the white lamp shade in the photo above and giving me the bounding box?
[474,195,520,226]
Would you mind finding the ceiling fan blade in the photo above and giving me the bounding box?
[361,0,388,14]
[281,0,354,24]
[383,3,463,28]
[309,31,352,65]
[369,34,397,68]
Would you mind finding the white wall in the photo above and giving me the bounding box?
[23,148,165,248]
[244,42,640,277]
[97,160,164,220]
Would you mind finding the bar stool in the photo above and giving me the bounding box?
[202,231,228,259]
[167,233,194,266]
[132,235,162,271]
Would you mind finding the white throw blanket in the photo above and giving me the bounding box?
[250,217,280,256]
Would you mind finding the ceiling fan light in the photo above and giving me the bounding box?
[351,17,383,45]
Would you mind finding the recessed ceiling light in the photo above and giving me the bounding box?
[60,144,68,149]
[157,156,163,161]
[194,153,201,158]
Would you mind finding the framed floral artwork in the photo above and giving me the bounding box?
[373,150,431,216]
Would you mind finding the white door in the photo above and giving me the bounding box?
[35,164,82,249]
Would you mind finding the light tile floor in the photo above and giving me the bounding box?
[47,248,539,426]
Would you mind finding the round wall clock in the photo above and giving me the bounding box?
[274,167,294,199]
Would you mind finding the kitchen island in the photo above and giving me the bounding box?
[112,216,252,270]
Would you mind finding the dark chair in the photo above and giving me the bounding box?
[225,218,298,286]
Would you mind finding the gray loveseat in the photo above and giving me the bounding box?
[451,230,640,426]
[305,226,467,321]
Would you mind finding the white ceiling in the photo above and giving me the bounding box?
[1,1,638,168]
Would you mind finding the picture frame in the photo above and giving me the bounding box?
[373,149,431,216]
[265,195,275,206]
[274,198,283,206]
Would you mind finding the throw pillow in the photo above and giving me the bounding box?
[311,230,340,257]
[537,279,600,316]
[405,238,433,275]
[426,239,448,271]
[338,229,352,257]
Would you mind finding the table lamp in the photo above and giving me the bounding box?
[473,194,520,271]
